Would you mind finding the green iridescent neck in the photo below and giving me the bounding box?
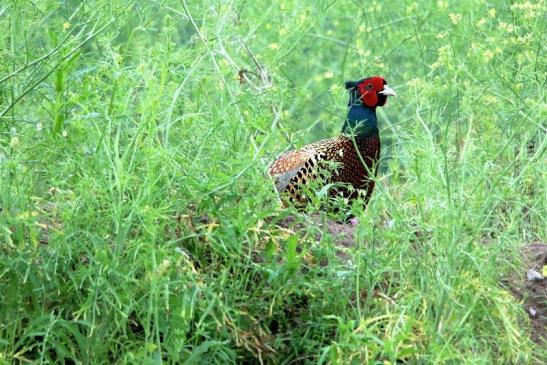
[341,103,378,139]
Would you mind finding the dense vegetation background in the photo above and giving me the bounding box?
[0,0,545,363]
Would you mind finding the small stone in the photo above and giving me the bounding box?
[526,269,544,282]
[349,218,359,226]
[384,219,395,229]
[529,307,537,317]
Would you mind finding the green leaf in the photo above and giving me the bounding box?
[285,234,300,273]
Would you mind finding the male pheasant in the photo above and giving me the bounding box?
[269,76,395,207]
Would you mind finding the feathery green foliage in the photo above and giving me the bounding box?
[0,0,545,363]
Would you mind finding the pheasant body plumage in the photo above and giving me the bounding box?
[269,135,380,204]
[269,76,395,207]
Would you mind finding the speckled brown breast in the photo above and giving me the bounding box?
[269,134,381,205]
[328,135,380,201]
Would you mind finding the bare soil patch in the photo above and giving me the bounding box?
[510,242,546,345]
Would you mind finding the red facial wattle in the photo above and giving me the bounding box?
[356,77,388,107]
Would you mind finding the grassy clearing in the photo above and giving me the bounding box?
[0,0,545,363]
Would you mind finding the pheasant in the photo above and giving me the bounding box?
[269,76,395,208]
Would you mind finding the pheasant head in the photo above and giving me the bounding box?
[345,76,396,108]
[342,76,396,138]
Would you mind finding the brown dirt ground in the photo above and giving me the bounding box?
[274,214,357,261]
[510,242,547,345]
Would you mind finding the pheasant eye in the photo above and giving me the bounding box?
[365,83,373,90]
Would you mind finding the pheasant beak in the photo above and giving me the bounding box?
[379,85,396,97]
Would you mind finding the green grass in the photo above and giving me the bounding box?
[0,0,545,363]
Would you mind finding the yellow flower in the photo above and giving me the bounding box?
[514,34,531,44]
[430,61,441,70]
[323,71,334,79]
[498,22,515,33]
[405,2,418,14]
[488,8,496,18]
[63,22,70,30]
[484,95,498,105]
[437,45,451,58]
[268,43,279,50]
[483,49,494,62]
[511,1,544,19]
[357,47,371,57]
[449,13,462,25]
[375,62,386,70]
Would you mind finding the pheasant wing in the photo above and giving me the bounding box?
[269,137,344,197]
[268,149,316,193]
